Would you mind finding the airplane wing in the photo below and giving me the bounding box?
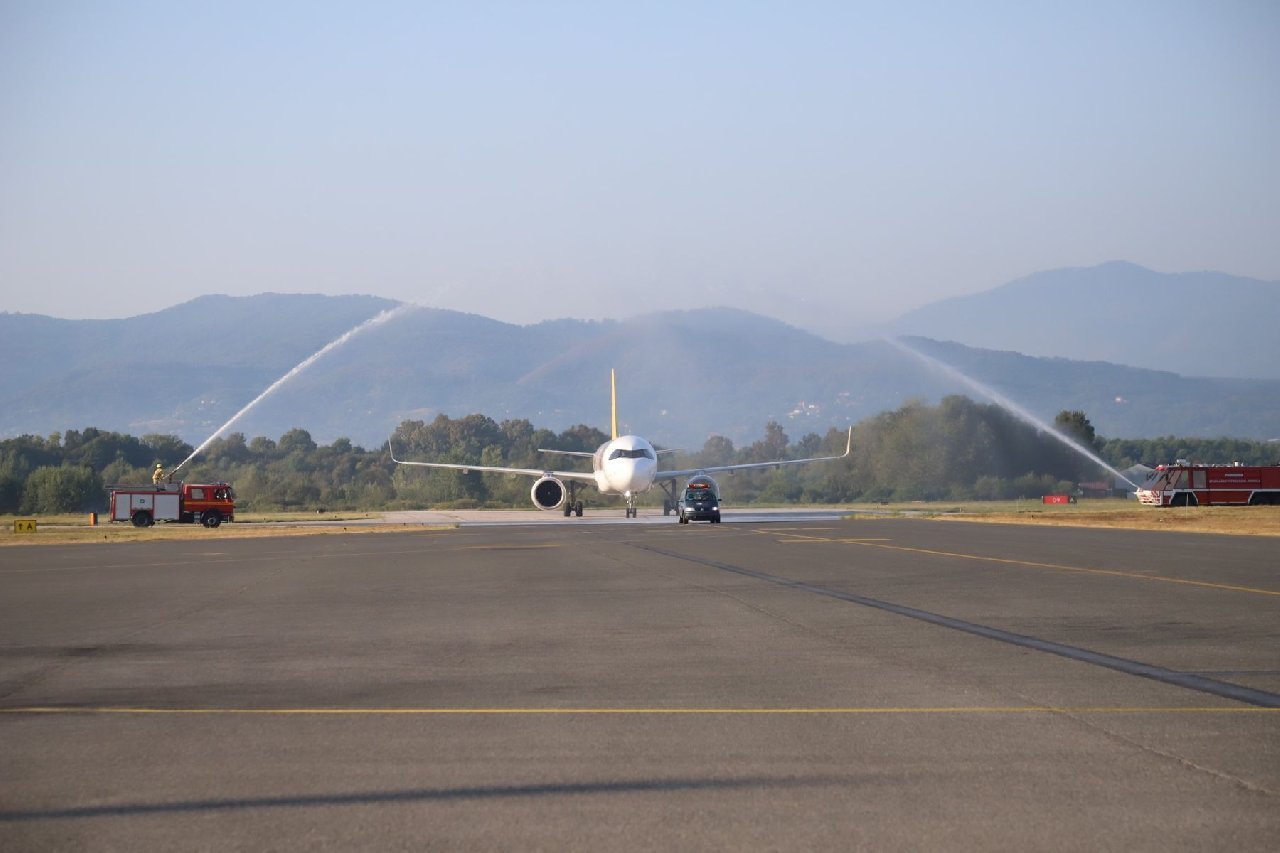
[653,427,852,483]
[536,449,595,458]
[388,441,598,484]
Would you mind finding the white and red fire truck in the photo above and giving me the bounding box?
[1135,463,1280,507]
[108,482,236,527]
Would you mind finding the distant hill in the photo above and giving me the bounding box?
[2,294,1278,447]
[884,261,1280,380]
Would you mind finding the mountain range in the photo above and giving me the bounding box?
[884,261,1279,380]
[3,264,1278,448]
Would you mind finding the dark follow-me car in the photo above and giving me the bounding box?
[677,477,721,523]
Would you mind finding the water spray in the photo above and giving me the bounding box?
[884,336,1139,489]
[168,303,416,479]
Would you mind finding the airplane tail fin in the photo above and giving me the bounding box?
[610,369,618,440]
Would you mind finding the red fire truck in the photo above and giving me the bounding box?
[108,482,236,527]
[1135,463,1280,507]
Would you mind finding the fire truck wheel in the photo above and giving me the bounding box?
[131,510,151,528]
[202,510,223,528]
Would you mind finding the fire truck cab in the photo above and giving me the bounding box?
[1135,463,1280,507]
[109,482,236,527]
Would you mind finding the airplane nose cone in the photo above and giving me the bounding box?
[604,458,655,494]
[610,460,637,492]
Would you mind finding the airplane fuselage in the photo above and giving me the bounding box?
[592,434,658,496]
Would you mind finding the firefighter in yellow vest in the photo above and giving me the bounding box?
[152,463,166,485]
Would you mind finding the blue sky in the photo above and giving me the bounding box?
[2,1,1277,339]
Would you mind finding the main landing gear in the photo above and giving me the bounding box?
[660,481,678,517]
[561,482,585,517]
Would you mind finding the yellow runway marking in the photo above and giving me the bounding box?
[767,531,1280,597]
[3,706,1277,716]
[767,527,840,531]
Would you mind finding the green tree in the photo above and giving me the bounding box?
[0,475,21,514]
[557,424,608,453]
[695,436,735,468]
[142,434,194,465]
[0,434,60,479]
[278,428,318,456]
[755,421,789,461]
[1054,410,1100,452]
[205,432,253,464]
[20,466,103,513]
[249,436,278,456]
[99,459,148,486]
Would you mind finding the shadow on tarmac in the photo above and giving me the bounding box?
[0,774,856,822]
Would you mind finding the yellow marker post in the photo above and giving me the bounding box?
[14,518,37,534]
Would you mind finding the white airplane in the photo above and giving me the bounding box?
[389,370,852,518]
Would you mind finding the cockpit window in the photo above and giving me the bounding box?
[608,448,654,460]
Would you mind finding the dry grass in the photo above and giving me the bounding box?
[0,513,452,547]
[876,500,1280,536]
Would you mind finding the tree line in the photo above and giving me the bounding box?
[3,398,1278,514]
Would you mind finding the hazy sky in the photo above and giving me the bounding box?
[3,1,1277,340]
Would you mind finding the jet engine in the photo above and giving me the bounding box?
[530,476,567,511]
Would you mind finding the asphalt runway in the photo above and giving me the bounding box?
[1,517,1277,850]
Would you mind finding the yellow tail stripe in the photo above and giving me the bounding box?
[610,368,618,439]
